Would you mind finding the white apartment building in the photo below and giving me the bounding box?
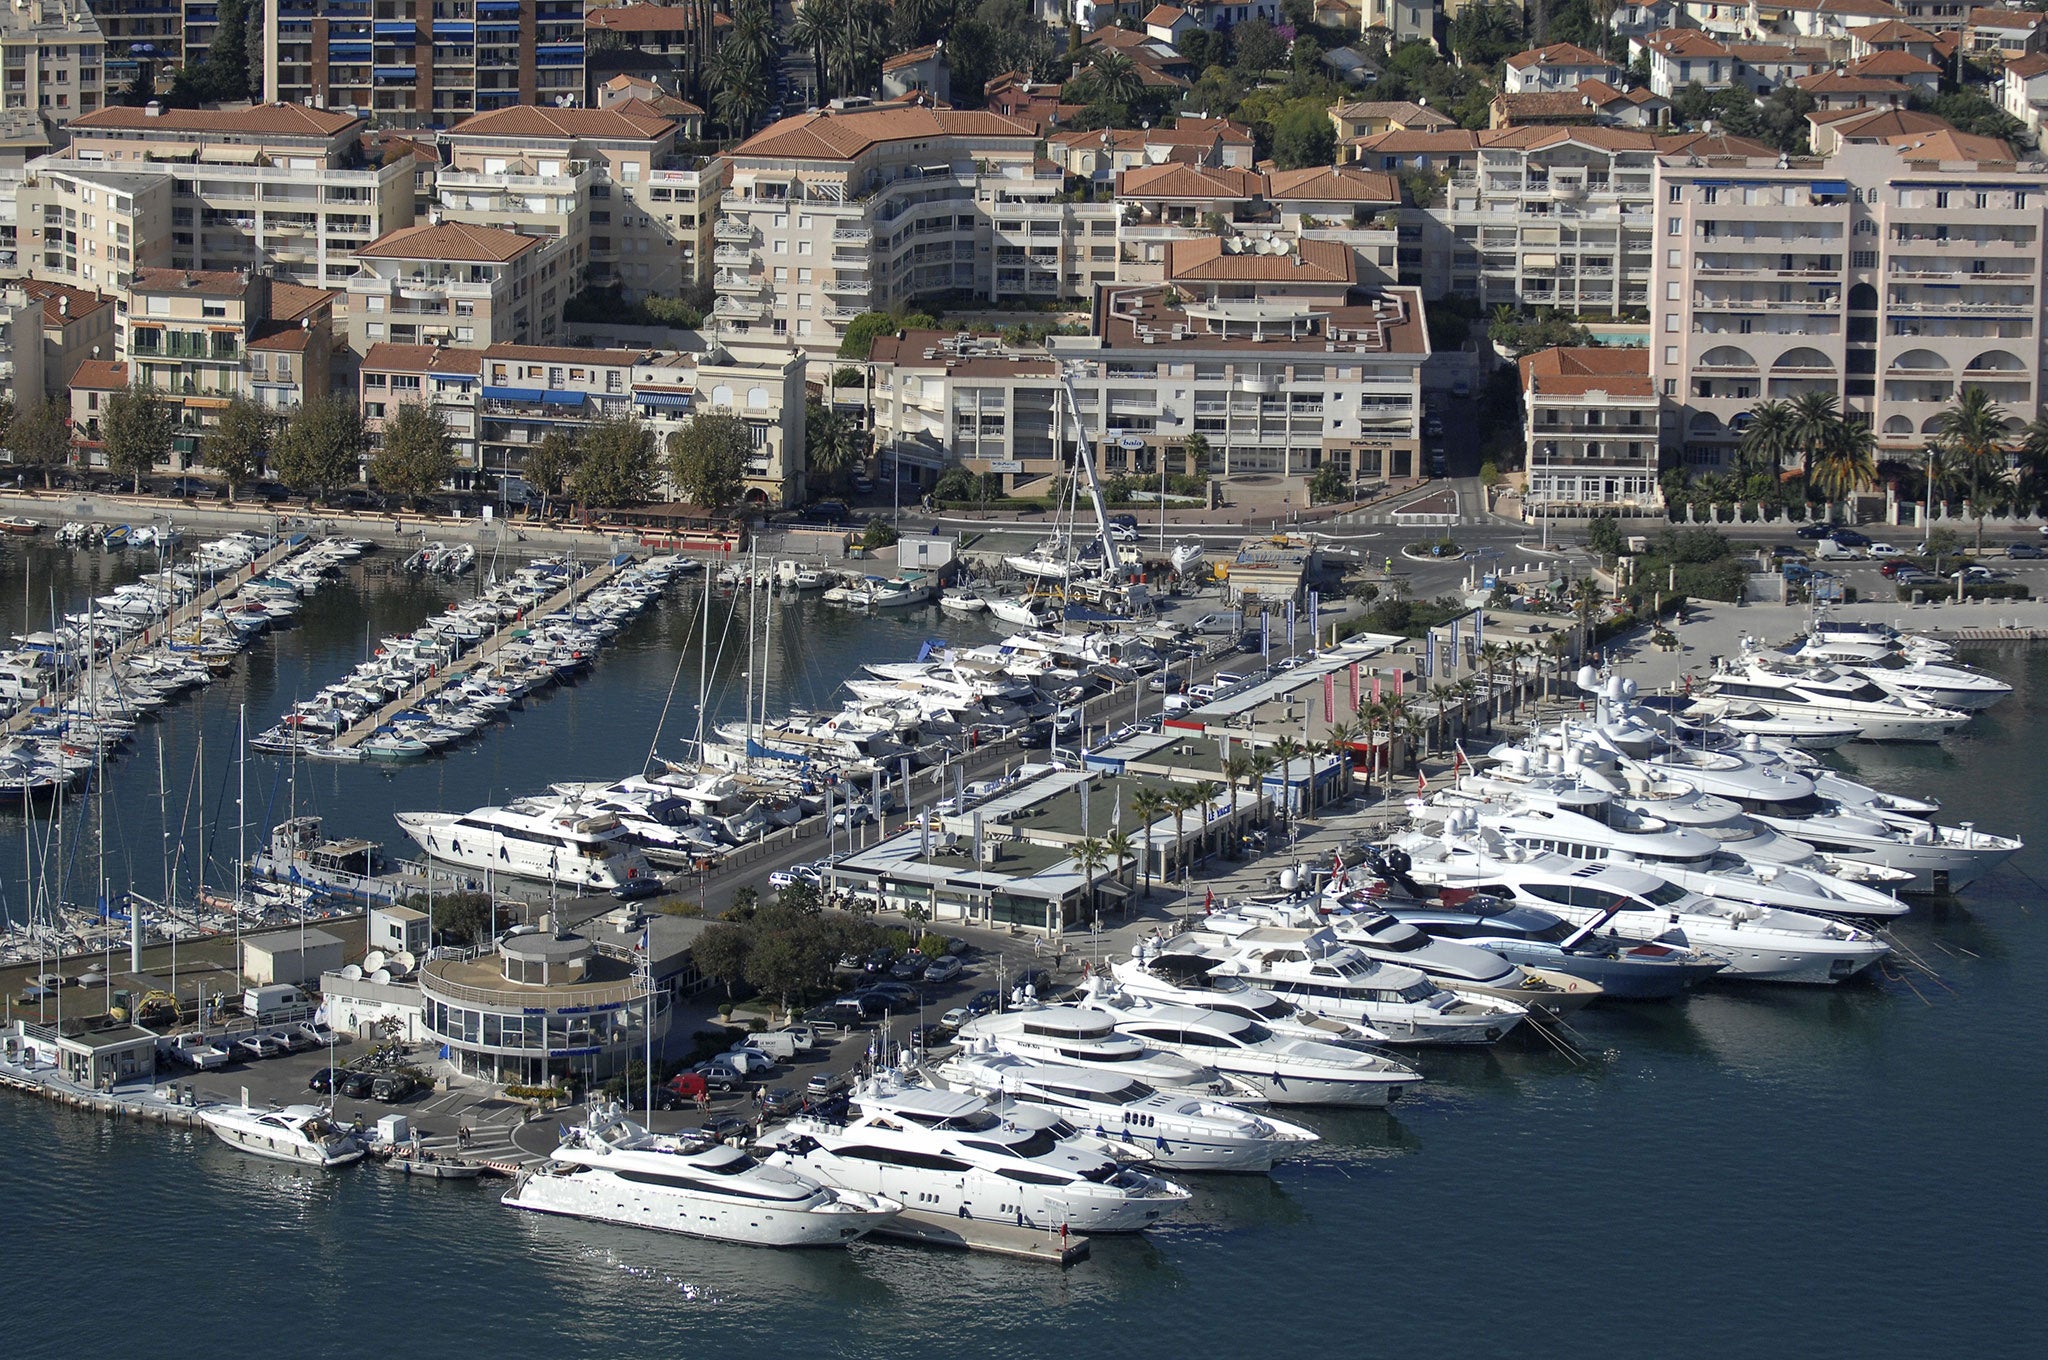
[15,159,172,290]
[715,101,1116,361]
[25,102,414,289]
[868,280,1431,492]
[347,221,578,352]
[1502,43,1623,94]
[0,281,47,408]
[1520,346,1663,514]
[1354,127,1773,314]
[1,0,102,125]
[1113,163,1402,288]
[1650,139,2048,471]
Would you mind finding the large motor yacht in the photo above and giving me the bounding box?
[1695,655,1969,741]
[952,1003,1239,1097]
[759,1076,1190,1234]
[395,799,652,889]
[934,1050,1322,1173]
[501,1107,900,1248]
[1368,896,1727,999]
[197,1101,365,1168]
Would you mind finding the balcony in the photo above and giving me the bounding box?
[713,296,763,319]
[713,218,756,243]
[824,277,870,296]
[712,244,754,267]
[713,270,762,291]
[825,304,866,321]
[832,225,871,244]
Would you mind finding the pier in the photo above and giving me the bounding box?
[869,1209,1091,1265]
[3,535,306,736]
[326,556,630,752]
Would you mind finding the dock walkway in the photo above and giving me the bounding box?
[328,557,629,751]
[3,536,305,736]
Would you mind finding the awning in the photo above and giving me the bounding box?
[1096,880,1130,898]
[635,391,692,409]
[541,390,586,407]
[1810,180,1849,196]
[1523,253,1558,269]
[483,386,546,402]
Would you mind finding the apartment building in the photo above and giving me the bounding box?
[1520,347,1662,514]
[1502,44,1622,94]
[1355,127,1773,315]
[442,103,722,296]
[2000,50,2048,135]
[1650,139,2048,472]
[1044,117,1256,183]
[14,276,112,398]
[89,0,178,95]
[869,279,1430,492]
[715,101,1112,360]
[358,340,810,505]
[16,158,173,290]
[262,0,585,128]
[2,0,102,124]
[347,220,576,351]
[1115,164,1403,288]
[1966,6,2048,53]
[26,102,415,288]
[0,282,45,408]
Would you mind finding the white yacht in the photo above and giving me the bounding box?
[502,1107,900,1248]
[395,800,652,889]
[952,1004,1237,1097]
[1697,656,1969,741]
[934,1051,1321,1173]
[1092,990,1429,1106]
[759,1076,1190,1233]
[1107,949,1396,1050]
[197,1101,365,1168]
[1386,819,1893,984]
[1168,935,1529,1046]
[1782,636,2011,711]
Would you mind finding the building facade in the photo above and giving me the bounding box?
[2,0,103,126]
[347,220,576,351]
[1520,346,1663,514]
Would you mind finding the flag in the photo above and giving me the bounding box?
[1421,633,1434,679]
[1449,616,1460,661]
[1285,599,1296,648]
[1417,769,1428,794]
[439,1044,451,1060]
[1307,590,1321,644]
[1474,609,1484,650]
[1079,779,1091,836]
[1372,674,1383,704]
[1322,672,1335,724]
[637,929,649,951]
[1348,662,1360,711]
[1260,610,1271,657]
[920,814,931,859]
[1203,888,1214,915]
[1453,743,1468,775]
[1394,669,1403,698]
[1113,788,1122,830]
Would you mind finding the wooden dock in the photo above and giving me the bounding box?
[4,536,305,736]
[328,556,630,751]
[869,1208,1091,1265]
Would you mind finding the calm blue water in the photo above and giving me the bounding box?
[3,539,2044,1355]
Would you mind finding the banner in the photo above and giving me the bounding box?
[1079,778,1091,837]
[1322,672,1335,724]
[1371,673,1383,705]
[1285,599,1296,649]
[1348,662,1360,712]
[1473,609,1484,650]
[1421,631,1434,679]
[1394,668,1403,698]
[1260,609,1271,658]
[972,811,985,867]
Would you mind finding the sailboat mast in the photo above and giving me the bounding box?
[745,541,759,744]
[236,702,246,961]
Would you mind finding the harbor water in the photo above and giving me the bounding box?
[3,542,2045,1354]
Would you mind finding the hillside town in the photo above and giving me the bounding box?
[6,0,2048,524]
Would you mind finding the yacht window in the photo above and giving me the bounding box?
[995,1165,1072,1185]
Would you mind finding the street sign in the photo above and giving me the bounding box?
[989,460,1024,473]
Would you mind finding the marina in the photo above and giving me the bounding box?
[2,516,2046,1348]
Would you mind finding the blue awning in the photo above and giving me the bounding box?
[432,22,473,36]
[483,385,546,402]
[1810,180,1849,195]
[541,390,586,407]
[374,21,417,35]
[635,392,691,409]
[430,372,475,385]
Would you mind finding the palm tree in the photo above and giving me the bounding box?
[1104,829,1134,917]
[789,0,836,101]
[1164,788,1194,891]
[709,43,772,137]
[1478,642,1508,728]
[1426,683,1458,757]
[806,406,866,486]
[1569,576,1605,663]
[1221,748,1258,836]
[2020,413,2048,481]
[1186,780,1223,867]
[1811,419,1877,518]
[727,0,779,73]
[1738,398,1799,478]
[1074,836,1108,919]
[1787,390,1844,488]
[1545,629,1575,697]
[1248,746,1278,824]
[1130,787,1167,898]
[1937,386,2012,550]
[1270,737,1303,835]
[1085,47,1145,109]
[1320,723,1356,805]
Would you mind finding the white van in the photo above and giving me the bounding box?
[1813,538,1858,560]
[241,984,308,1023]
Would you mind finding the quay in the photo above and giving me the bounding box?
[1,534,307,736]
[870,1209,1090,1265]
[326,555,629,751]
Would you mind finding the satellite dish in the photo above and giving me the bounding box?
[1253,238,1272,255]
[363,950,388,973]
[1277,237,1294,254]
[341,964,364,982]
[371,968,393,985]
[393,949,417,974]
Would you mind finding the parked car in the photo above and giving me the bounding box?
[1769,544,1806,561]
[1879,559,1918,579]
[1830,528,1872,547]
[235,1034,287,1061]
[923,956,965,984]
[691,1061,748,1092]
[806,1070,853,1098]
[291,1022,338,1049]
[1869,543,1901,558]
[1795,522,1836,539]
[307,1068,337,1094]
[907,1024,950,1050]
[1892,568,1938,587]
[759,1087,802,1118]
[889,953,928,981]
[940,1005,972,1028]
[371,1073,418,1103]
[695,1114,752,1142]
[664,1071,710,1102]
[268,1027,317,1054]
[833,804,877,829]
[2008,543,2044,560]
[339,1070,377,1100]
[723,1046,777,1076]
[1952,565,2003,583]
[1148,672,1186,693]
[967,989,1000,1016]
[610,875,665,901]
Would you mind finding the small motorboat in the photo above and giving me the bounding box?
[939,588,987,613]
[0,516,41,535]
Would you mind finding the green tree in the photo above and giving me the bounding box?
[805,403,867,485]
[1936,387,2012,550]
[1586,513,1624,562]
[199,396,269,502]
[103,381,174,493]
[570,415,659,509]
[519,429,581,519]
[1084,46,1144,110]
[1308,461,1349,504]
[861,516,898,550]
[1811,419,1877,515]
[1271,98,1337,169]
[667,412,749,510]
[1787,390,1844,484]
[368,402,457,507]
[1181,431,1212,475]
[692,922,754,999]
[1232,18,1287,75]
[1130,787,1167,898]
[1270,738,1303,834]
[5,396,73,488]
[837,309,937,359]
[274,395,366,500]
[1739,398,1798,477]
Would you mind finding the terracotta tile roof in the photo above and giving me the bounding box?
[2008,51,2048,77]
[1143,4,1187,22]
[1579,78,1669,106]
[271,283,339,323]
[481,342,645,365]
[356,222,543,263]
[1885,127,2017,162]
[1724,43,1830,64]
[69,102,360,137]
[882,44,941,72]
[1506,42,1611,70]
[1855,20,1938,43]
[1808,0,1904,14]
[449,105,676,142]
[72,359,129,390]
[1793,72,1912,94]
[1520,347,1652,398]
[16,280,111,328]
[1095,284,1430,357]
[246,323,316,353]
[1640,29,1730,59]
[1847,51,1942,76]
[361,343,484,375]
[1329,100,1459,129]
[129,268,251,298]
[1968,6,2048,29]
[1654,130,1781,157]
[1165,236,1356,285]
[1261,165,1401,204]
[735,106,1037,159]
[1349,129,1484,154]
[1494,91,1602,121]
[1116,163,1264,198]
[1050,120,1254,152]
[1810,107,1952,137]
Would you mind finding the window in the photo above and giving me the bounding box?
[1852,251,1876,268]
[1665,280,1681,300]
[1668,216,1682,236]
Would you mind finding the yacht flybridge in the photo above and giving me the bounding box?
[1695,655,1969,741]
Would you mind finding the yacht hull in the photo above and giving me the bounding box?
[502,1165,896,1247]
